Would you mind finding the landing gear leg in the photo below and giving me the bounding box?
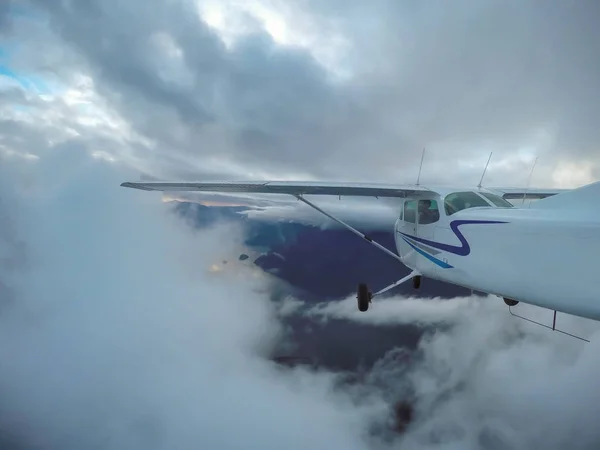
[293,195,419,314]
[356,270,420,312]
[357,283,373,312]
[412,275,421,289]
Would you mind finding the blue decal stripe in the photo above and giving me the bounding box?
[399,219,507,256]
[402,237,454,269]
[401,234,442,255]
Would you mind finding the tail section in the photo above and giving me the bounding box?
[529,181,600,211]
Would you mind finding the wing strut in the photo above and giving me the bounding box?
[371,270,420,298]
[295,195,421,310]
[295,195,404,264]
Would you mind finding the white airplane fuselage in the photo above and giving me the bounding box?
[394,199,600,321]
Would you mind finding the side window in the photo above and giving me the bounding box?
[418,199,440,224]
[404,200,416,223]
[444,191,490,215]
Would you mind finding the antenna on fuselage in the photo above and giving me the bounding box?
[477,152,493,188]
[416,148,425,186]
[522,156,538,205]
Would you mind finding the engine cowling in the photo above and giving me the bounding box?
[503,297,519,306]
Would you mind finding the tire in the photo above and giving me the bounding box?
[412,276,421,289]
[357,283,371,312]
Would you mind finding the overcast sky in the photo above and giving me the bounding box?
[3,2,600,449]
[2,0,600,188]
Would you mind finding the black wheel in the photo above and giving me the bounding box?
[412,276,421,289]
[357,283,372,312]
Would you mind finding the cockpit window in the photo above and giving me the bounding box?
[418,199,440,224]
[444,191,491,215]
[479,192,514,208]
[404,200,417,223]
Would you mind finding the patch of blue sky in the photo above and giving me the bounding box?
[0,63,54,93]
[1,2,56,92]
[0,43,64,96]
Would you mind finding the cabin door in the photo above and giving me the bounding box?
[395,199,419,269]
[414,198,443,273]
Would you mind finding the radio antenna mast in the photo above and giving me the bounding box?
[522,156,538,205]
[477,152,493,188]
[416,148,426,186]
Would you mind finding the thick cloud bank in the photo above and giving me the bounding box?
[3,152,600,450]
[0,152,386,449]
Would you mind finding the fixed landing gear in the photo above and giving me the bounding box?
[357,283,373,312]
[295,194,421,314]
[412,275,421,289]
[356,271,421,312]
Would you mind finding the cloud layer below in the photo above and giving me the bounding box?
[0,152,388,449]
[3,149,600,449]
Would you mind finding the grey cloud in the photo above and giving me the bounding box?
[0,158,29,313]
[317,0,600,160]
[22,0,430,182]
[19,0,600,186]
[0,1,12,34]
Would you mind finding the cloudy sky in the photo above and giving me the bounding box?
[2,0,600,188]
[3,1,600,449]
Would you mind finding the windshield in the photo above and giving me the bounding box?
[444,191,491,215]
[479,192,514,208]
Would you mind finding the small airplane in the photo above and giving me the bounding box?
[120,175,600,341]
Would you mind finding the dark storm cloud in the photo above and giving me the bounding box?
[304,0,600,139]
[28,0,364,177]
[7,1,424,182]
[14,0,600,186]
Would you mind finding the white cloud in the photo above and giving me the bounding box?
[303,293,600,448]
[197,0,351,78]
[551,160,597,188]
[0,151,386,449]
[305,294,480,326]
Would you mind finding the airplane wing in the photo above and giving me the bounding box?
[489,187,570,200]
[120,180,436,198]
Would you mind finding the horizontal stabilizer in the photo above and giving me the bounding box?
[529,181,600,210]
[491,187,569,200]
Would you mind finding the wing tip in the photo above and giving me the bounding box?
[120,182,154,191]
